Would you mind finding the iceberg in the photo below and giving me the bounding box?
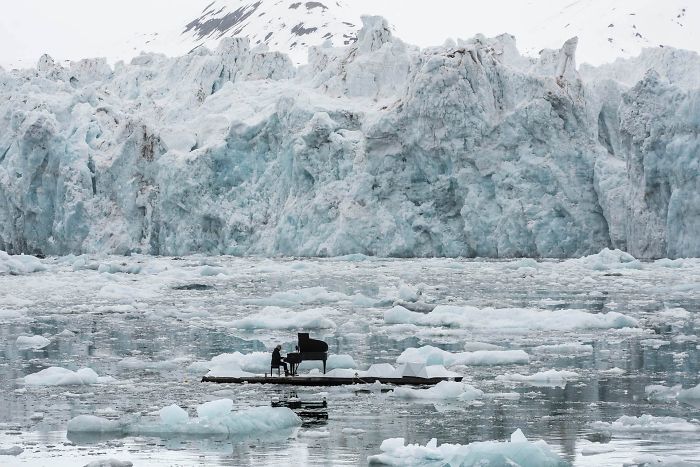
[496,370,579,388]
[384,305,637,332]
[0,251,46,275]
[678,384,700,403]
[67,401,301,438]
[367,429,565,466]
[591,415,700,432]
[396,346,529,366]
[1,15,698,259]
[391,381,484,401]
[16,335,51,350]
[24,367,115,386]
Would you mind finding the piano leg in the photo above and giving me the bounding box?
[323,359,326,375]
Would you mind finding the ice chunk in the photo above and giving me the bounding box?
[68,405,301,438]
[24,367,113,386]
[229,307,337,330]
[159,404,189,425]
[385,305,637,331]
[196,399,233,420]
[532,342,593,355]
[397,362,428,378]
[496,370,579,387]
[0,251,46,275]
[564,248,641,270]
[645,384,682,402]
[391,381,484,401]
[0,446,24,456]
[16,335,51,350]
[368,429,564,466]
[397,346,529,366]
[397,283,420,302]
[591,415,700,432]
[365,363,399,378]
[67,415,124,433]
[678,384,700,403]
[83,459,133,467]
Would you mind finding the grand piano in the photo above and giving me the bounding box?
[284,333,329,375]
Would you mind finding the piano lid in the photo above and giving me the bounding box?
[298,333,329,352]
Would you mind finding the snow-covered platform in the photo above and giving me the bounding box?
[201,375,463,386]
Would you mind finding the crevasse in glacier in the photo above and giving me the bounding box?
[0,16,698,258]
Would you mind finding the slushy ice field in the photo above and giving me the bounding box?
[1,250,699,466]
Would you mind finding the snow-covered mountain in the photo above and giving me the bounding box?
[123,0,360,65]
[1,15,698,258]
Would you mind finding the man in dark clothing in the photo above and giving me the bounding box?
[271,345,289,376]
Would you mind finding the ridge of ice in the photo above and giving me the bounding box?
[24,367,115,386]
[1,14,699,259]
[68,402,301,438]
[396,346,529,366]
[385,305,638,332]
[367,429,564,466]
[591,414,700,432]
[496,369,580,388]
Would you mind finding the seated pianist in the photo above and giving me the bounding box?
[271,344,289,376]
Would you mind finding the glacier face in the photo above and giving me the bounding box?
[0,17,698,258]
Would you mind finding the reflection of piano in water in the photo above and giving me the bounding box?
[284,333,329,375]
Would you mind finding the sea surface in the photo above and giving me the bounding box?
[1,254,699,466]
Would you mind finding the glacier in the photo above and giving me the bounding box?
[1,16,698,258]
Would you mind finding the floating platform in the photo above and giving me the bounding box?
[201,375,462,386]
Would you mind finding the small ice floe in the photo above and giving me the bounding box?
[0,250,47,275]
[581,442,615,456]
[645,384,682,402]
[600,367,626,376]
[640,338,671,349]
[0,446,23,456]
[229,306,337,330]
[532,342,593,355]
[678,384,700,404]
[67,401,301,438]
[242,286,376,307]
[55,329,76,338]
[496,369,579,388]
[24,367,115,386]
[463,342,505,351]
[391,381,483,401]
[631,454,695,466]
[83,459,133,467]
[591,415,700,432]
[30,412,44,420]
[16,335,51,350]
[384,305,638,332]
[563,248,642,271]
[397,345,529,366]
[300,430,330,438]
[367,429,563,466]
[342,428,366,435]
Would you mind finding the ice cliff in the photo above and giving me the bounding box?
[1,17,698,258]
